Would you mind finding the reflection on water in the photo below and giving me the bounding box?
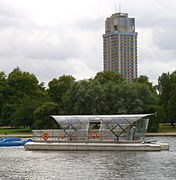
[0,136,176,179]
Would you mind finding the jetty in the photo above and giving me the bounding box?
[24,114,169,151]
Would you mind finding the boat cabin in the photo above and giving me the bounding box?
[32,114,152,142]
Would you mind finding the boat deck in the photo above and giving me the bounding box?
[25,141,169,151]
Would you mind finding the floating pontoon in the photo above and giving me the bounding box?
[25,114,169,151]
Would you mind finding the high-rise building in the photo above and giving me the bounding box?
[103,12,138,81]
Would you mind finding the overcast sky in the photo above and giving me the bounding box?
[0,0,176,85]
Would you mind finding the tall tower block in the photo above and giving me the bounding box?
[103,13,138,81]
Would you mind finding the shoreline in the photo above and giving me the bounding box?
[0,134,32,138]
[146,132,176,136]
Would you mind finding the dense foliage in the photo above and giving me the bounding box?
[158,71,176,127]
[0,67,175,131]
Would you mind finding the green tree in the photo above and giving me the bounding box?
[1,67,48,126]
[112,83,142,114]
[63,79,106,114]
[62,75,158,115]
[48,75,75,104]
[13,95,47,128]
[133,75,156,92]
[167,92,176,127]
[33,102,60,129]
[0,104,16,126]
[94,71,124,84]
[111,83,158,114]
[158,72,171,119]
[7,67,40,99]
[158,71,176,124]
[0,72,8,117]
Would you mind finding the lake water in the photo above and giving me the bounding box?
[0,136,176,180]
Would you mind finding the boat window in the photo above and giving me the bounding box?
[89,121,101,130]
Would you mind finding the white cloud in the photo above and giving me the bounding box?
[139,60,176,84]
[0,0,176,85]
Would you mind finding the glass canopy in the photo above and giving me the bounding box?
[52,114,152,142]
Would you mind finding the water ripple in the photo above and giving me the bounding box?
[0,136,176,179]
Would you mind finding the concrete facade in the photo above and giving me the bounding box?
[103,13,137,81]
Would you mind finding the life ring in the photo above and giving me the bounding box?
[42,132,49,140]
[89,131,99,139]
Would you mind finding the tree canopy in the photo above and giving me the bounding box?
[0,68,175,131]
[158,71,176,126]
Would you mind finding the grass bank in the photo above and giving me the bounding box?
[0,128,31,135]
[158,125,176,133]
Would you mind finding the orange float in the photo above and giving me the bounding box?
[42,132,49,140]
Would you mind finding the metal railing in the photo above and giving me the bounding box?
[32,129,133,142]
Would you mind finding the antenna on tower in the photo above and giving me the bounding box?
[115,4,117,13]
